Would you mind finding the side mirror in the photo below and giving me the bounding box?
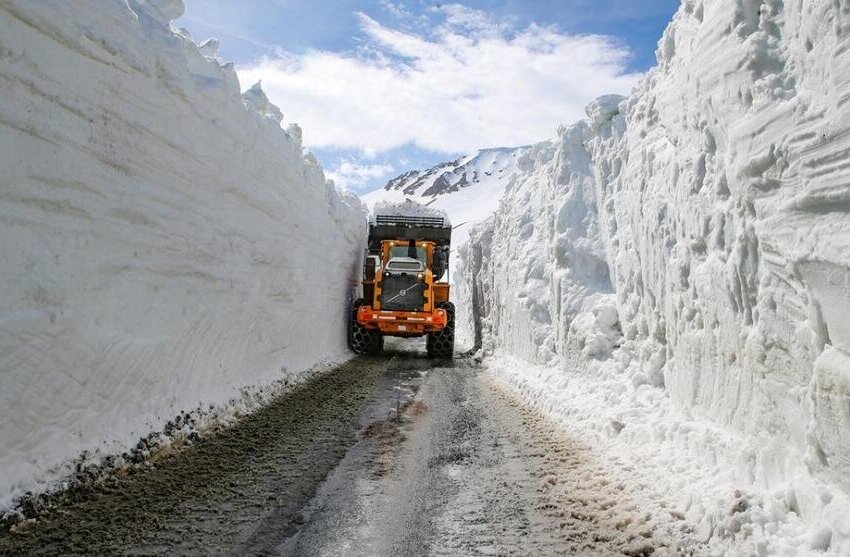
[432,247,448,281]
[364,256,377,280]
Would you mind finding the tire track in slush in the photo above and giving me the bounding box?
[281,353,690,556]
[1,348,690,555]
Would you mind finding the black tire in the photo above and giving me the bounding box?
[427,302,455,359]
[349,299,383,355]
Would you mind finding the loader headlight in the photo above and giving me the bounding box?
[417,273,424,279]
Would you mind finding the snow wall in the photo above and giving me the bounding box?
[457,0,850,551]
[0,0,365,510]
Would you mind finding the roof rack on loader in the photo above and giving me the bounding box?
[368,214,451,253]
[374,214,446,227]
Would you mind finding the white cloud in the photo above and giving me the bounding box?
[238,4,642,154]
[325,160,395,189]
[378,0,412,21]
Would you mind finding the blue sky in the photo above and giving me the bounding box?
[177,1,679,193]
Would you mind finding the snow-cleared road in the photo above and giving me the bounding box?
[1,342,683,556]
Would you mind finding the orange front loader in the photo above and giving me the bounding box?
[348,214,455,359]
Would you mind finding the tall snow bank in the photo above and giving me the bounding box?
[457,0,850,552]
[0,0,365,510]
[454,123,615,361]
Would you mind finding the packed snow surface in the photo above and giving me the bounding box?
[457,0,850,553]
[0,0,365,510]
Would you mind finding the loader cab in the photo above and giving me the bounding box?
[388,243,426,263]
[382,240,431,268]
[382,239,447,279]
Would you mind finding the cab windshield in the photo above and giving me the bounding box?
[389,246,426,262]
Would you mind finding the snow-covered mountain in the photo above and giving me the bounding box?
[382,146,531,198]
[362,146,535,250]
[455,0,850,553]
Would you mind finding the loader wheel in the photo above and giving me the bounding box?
[427,302,455,360]
[349,299,383,355]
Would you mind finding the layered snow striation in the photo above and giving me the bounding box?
[457,0,850,552]
[454,119,616,362]
[0,0,365,510]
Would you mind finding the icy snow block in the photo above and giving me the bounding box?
[586,95,625,130]
[128,0,185,25]
[198,38,220,58]
[243,81,284,125]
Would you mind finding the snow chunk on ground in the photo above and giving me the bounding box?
[570,301,622,360]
